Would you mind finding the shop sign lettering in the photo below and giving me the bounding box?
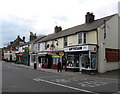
[69,47,82,51]
[64,45,97,52]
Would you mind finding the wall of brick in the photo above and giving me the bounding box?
[106,48,120,62]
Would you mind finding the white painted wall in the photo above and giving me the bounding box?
[87,31,97,44]
[98,14,119,73]
[68,34,77,46]
[29,43,34,52]
[118,14,120,69]
[106,62,118,71]
[54,38,64,51]
[105,15,118,49]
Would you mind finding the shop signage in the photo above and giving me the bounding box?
[52,56,62,58]
[64,45,97,52]
[19,53,23,56]
[4,50,6,53]
[59,52,64,56]
[25,47,29,51]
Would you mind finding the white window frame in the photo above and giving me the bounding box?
[78,32,87,45]
[83,33,87,44]
[33,43,35,51]
[64,36,67,47]
[38,42,40,51]
[45,41,48,49]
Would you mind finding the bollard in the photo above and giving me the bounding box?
[34,63,37,69]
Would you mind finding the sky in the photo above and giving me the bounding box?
[0,0,119,48]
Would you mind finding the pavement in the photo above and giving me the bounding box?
[4,61,120,79]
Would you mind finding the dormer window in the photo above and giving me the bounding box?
[78,32,87,44]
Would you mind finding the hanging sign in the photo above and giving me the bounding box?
[59,52,64,56]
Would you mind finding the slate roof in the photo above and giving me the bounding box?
[11,37,24,47]
[20,36,46,47]
[39,14,116,42]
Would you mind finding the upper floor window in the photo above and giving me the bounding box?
[36,44,37,51]
[83,33,87,44]
[45,41,49,49]
[64,36,67,47]
[33,43,35,51]
[78,33,82,44]
[38,43,40,51]
[78,32,87,44]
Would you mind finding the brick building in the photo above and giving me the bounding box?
[3,35,25,53]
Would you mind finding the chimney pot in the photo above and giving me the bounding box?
[85,12,95,23]
[87,12,90,14]
[54,26,62,33]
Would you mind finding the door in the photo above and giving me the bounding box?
[79,54,82,71]
[47,55,52,68]
[10,54,12,62]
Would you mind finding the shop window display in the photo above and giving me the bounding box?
[53,58,62,65]
[91,53,97,69]
[81,53,97,69]
[81,54,90,68]
[67,54,79,68]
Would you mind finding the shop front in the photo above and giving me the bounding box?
[38,52,52,69]
[22,47,30,66]
[15,52,24,64]
[64,45,97,72]
[51,51,66,71]
[29,52,37,67]
[23,53,29,65]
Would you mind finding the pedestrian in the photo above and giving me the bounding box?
[57,60,62,72]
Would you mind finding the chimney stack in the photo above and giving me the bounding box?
[54,26,62,33]
[23,37,25,42]
[17,35,20,38]
[17,35,20,41]
[29,32,37,41]
[85,12,95,23]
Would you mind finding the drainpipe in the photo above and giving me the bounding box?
[96,29,99,72]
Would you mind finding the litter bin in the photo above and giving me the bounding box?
[34,63,37,69]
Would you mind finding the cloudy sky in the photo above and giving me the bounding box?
[0,0,119,47]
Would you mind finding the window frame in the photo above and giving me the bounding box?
[83,33,87,44]
[78,32,87,45]
[64,36,67,47]
[45,41,48,49]
[38,42,40,51]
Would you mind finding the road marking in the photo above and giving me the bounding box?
[37,75,66,79]
[78,81,107,88]
[91,76,118,82]
[33,78,99,94]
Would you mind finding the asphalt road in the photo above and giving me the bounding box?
[2,61,120,94]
